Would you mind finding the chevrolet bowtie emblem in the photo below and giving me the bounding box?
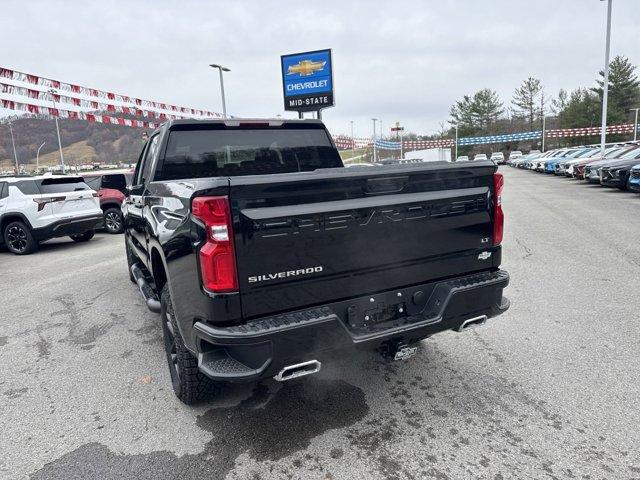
[287,60,326,76]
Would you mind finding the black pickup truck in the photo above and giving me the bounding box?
[124,119,509,404]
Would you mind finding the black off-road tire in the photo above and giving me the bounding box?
[3,221,38,255]
[160,284,222,404]
[70,230,95,242]
[125,237,136,283]
[103,207,124,234]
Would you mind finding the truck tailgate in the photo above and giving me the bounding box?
[229,162,499,319]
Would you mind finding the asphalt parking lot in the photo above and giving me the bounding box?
[1,167,639,480]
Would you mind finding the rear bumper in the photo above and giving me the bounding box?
[192,269,510,382]
[32,214,104,241]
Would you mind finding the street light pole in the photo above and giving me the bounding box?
[209,64,230,118]
[36,141,46,174]
[630,107,640,141]
[350,121,355,158]
[8,121,18,173]
[48,89,65,173]
[600,0,613,156]
[371,118,378,163]
[542,116,546,152]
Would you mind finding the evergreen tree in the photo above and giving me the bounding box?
[559,88,600,128]
[591,55,640,124]
[449,94,475,128]
[449,89,504,132]
[470,89,504,129]
[512,77,544,129]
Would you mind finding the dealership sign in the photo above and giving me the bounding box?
[281,49,334,112]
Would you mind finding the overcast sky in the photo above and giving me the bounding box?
[1,0,638,137]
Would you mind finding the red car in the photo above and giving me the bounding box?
[83,171,133,234]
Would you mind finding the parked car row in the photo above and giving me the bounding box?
[506,142,640,193]
[457,151,512,164]
[0,170,132,255]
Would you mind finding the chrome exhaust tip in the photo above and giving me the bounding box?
[456,315,488,332]
[274,360,321,382]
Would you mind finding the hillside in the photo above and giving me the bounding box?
[0,115,148,169]
[0,140,101,171]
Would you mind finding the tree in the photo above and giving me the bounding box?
[449,89,503,131]
[512,77,544,129]
[592,55,640,124]
[470,89,504,129]
[449,94,475,128]
[559,88,600,129]
[551,89,569,115]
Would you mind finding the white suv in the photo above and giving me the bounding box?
[0,175,103,255]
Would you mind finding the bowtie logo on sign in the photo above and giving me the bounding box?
[287,60,326,76]
[281,49,334,115]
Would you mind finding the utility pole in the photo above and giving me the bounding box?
[350,120,355,157]
[8,121,18,173]
[36,141,46,174]
[48,89,65,173]
[454,124,459,161]
[371,118,378,163]
[630,107,640,141]
[209,64,230,118]
[600,0,613,156]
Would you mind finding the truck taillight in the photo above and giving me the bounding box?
[493,172,504,246]
[192,196,238,293]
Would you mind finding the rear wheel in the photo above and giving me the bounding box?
[3,221,37,255]
[160,284,222,404]
[103,208,124,234]
[70,231,95,242]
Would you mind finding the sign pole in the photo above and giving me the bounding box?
[455,124,458,161]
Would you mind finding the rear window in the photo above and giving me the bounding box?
[84,176,102,190]
[15,180,40,195]
[38,178,91,194]
[156,126,343,180]
[101,174,127,191]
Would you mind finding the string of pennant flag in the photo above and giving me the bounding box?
[0,66,222,121]
[1,98,161,129]
[0,82,181,120]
